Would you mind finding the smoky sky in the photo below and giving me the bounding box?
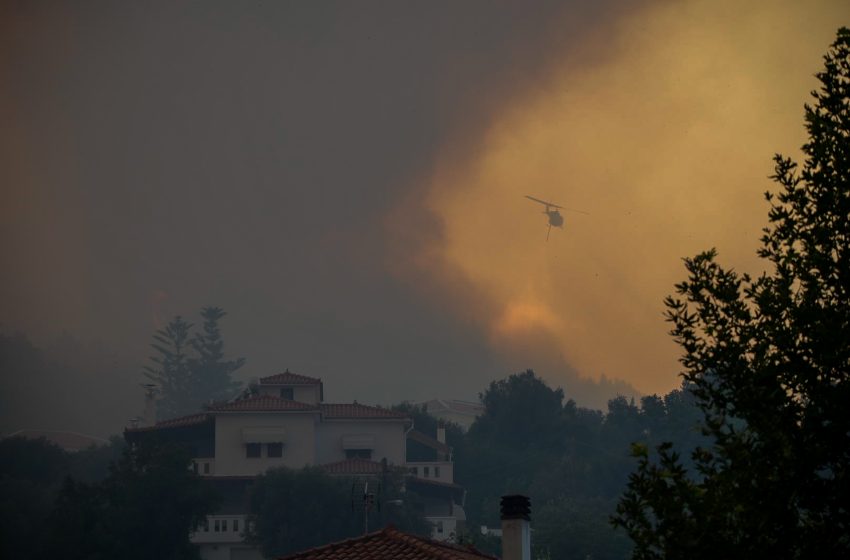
[1,1,844,436]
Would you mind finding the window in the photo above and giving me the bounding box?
[202,518,209,532]
[246,443,261,458]
[267,443,283,458]
[436,520,444,534]
[233,518,240,532]
[410,466,418,476]
[423,466,430,477]
[345,449,372,460]
[203,462,210,474]
[434,466,440,479]
[221,519,228,532]
[214,520,221,532]
[192,462,198,474]
[280,388,294,400]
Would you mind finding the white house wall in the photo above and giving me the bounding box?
[214,412,318,476]
[315,420,406,465]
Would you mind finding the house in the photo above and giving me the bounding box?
[125,370,467,560]
[276,495,532,560]
[406,424,466,539]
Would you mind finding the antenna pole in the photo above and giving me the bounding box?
[363,481,376,534]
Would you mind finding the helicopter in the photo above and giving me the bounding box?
[525,195,589,240]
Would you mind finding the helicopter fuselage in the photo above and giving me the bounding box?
[546,209,564,228]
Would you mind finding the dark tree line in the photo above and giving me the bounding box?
[0,436,214,560]
[412,370,705,559]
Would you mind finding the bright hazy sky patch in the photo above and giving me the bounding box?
[400,0,847,394]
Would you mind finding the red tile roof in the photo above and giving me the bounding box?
[260,371,322,385]
[321,459,385,476]
[125,412,212,432]
[321,403,409,420]
[211,395,319,413]
[278,526,497,560]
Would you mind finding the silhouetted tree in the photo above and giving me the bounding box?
[613,28,850,559]
[247,466,427,558]
[0,437,69,560]
[43,440,216,560]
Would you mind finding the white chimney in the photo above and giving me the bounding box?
[501,495,531,560]
[437,421,446,445]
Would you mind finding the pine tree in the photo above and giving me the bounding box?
[143,308,245,420]
[143,316,194,420]
[189,306,244,407]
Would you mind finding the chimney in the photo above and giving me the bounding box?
[436,421,446,445]
[500,495,531,560]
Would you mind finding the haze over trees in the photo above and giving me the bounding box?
[144,307,245,420]
[613,27,850,559]
[0,330,141,437]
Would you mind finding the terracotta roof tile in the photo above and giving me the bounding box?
[321,403,409,420]
[278,526,497,560]
[125,412,211,432]
[260,371,322,386]
[321,459,385,476]
[212,395,318,413]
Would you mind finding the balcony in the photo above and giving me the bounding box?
[406,461,453,483]
[191,458,215,476]
[190,515,247,544]
[427,516,459,541]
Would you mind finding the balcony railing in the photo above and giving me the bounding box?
[191,458,215,476]
[190,515,247,544]
[406,461,453,483]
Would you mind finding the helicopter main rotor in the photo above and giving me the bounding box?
[525,195,563,210]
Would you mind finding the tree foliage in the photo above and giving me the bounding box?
[0,437,69,560]
[613,28,850,559]
[0,436,205,560]
[144,307,245,420]
[447,370,705,560]
[43,439,217,560]
[247,466,429,558]
[190,307,245,406]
